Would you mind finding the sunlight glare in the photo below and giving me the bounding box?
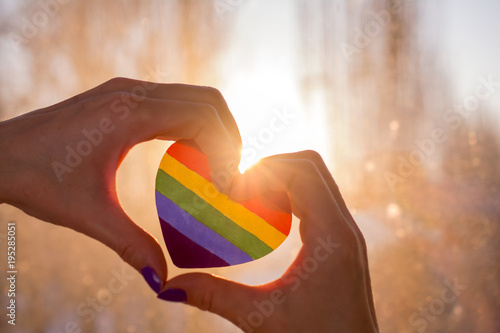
[222,70,309,173]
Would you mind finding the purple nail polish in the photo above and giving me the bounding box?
[158,288,187,303]
[141,266,162,293]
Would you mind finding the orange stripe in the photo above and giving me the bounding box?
[167,142,211,182]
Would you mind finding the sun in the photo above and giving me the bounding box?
[220,73,304,173]
[221,70,331,174]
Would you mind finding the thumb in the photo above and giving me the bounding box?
[159,273,259,326]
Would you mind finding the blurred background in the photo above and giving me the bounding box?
[1,0,499,332]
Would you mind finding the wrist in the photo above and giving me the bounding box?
[0,119,17,204]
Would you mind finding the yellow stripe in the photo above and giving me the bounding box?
[159,154,286,249]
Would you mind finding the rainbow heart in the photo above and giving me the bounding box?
[155,142,292,268]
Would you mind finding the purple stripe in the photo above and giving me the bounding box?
[160,217,229,268]
[155,191,253,265]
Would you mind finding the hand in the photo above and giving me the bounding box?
[0,78,242,290]
[160,151,379,332]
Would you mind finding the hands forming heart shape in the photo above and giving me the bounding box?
[0,79,378,333]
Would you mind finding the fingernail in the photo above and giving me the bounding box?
[157,288,187,303]
[141,266,162,293]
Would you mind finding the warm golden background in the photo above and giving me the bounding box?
[1,0,499,332]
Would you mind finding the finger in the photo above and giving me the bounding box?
[291,152,378,330]
[257,151,378,330]
[39,78,241,151]
[231,151,351,244]
[159,273,262,329]
[261,151,367,246]
[107,96,240,191]
[148,83,241,151]
[111,79,241,151]
[32,79,243,192]
[286,151,363,235]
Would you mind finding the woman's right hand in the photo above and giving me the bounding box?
[161,150,379,332]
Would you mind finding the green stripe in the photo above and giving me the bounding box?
[156,169,272,259]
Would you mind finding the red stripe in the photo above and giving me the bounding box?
[167,142,212,182]
[241,191,291,235]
